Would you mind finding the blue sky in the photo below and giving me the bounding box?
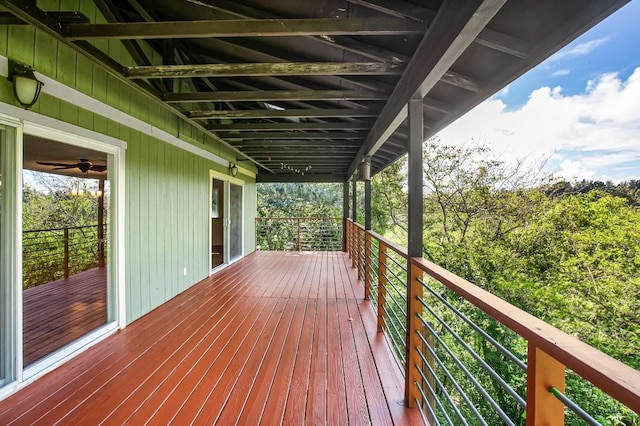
[437,1,640,182]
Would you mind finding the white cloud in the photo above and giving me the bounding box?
[551,69,570,77]
[436,67,640,181]
[548,37,610,62]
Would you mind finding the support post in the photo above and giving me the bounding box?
[377,243,387,332]
[406,260,424,408]
[364,179,371,230]
[405,97,424,407]
[352,177,357,222]
[343,181,349,252]
[526,344,565,426]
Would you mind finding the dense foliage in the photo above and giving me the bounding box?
[370,141,639,424]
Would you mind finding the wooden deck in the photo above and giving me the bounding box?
[23,268,107,366]
[1,251,420,425]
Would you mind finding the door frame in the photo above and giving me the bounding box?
[0,106,126,398]
[209,170,244,273]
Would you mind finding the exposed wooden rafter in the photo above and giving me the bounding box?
[164,90,387,103]
[219,131,366,140]
[209,122,373,132]
[127,62,402,79]
[62,18,425,40]
[189,108,381,119]
[345,0,435,21]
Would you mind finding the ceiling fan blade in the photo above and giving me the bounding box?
[37,161,75,167]
[52,166,76,170]
[91,165,107,172]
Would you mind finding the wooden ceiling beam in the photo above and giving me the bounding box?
[62,18,425,40]
[164,90,387,103]
[127,62,402,79]
[345,0,435,21]
[209,121,373,131]
[177,0,411,64]
[190,108,380,120]
[257,174,347,183]
[220,131,366,140]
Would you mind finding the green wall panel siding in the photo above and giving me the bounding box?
[7,25,34,66]
[34,30,57,77]
[1,6,258,326]
[0,25,7,55]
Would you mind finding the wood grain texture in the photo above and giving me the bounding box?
[0,252,420,425]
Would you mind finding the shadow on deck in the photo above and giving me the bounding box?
[1,251,419,425]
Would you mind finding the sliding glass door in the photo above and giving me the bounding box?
[210,172,244,271]
[229,183,243,262]
[0,114,124,395]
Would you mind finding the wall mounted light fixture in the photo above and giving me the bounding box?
[358,156,371,181]
[229,162,238,177]
[8,61,44,109]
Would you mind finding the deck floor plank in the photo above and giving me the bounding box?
[0,251,420,425]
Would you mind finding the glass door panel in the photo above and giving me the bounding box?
[229,183,243,261]
[211,178,225,269]
[22,137,110,366]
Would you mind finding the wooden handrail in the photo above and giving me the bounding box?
[256,216,342,221]
[344,219,640,418]
[410,256,640,415]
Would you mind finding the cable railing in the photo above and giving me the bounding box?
[23,224,107,290]
[255,217,343,251]
[346,219,640,425]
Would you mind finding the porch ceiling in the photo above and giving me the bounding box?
[1,0,628,182]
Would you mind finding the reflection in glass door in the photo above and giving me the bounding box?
[229,183,243,262]
[22,136,110,366]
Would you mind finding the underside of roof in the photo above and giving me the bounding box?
[1,0,628,182]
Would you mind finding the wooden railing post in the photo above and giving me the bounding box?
[405,259,424,408]
[63,227,70,279]
[377,243,387,332]
[526,344,565,426]
[364,232,371,300]
[297,218,301,251]
[351,224,357,268]
[347,221,352,259]
[356,227,363,280]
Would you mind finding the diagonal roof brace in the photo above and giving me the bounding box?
[347,0,508,178]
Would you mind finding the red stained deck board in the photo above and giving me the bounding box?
[0,251,420,425]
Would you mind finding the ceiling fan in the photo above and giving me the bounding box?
[36,158,107,173]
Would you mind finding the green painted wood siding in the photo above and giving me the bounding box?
[0,2,257,323]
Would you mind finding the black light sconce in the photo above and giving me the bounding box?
[8,61,44,109]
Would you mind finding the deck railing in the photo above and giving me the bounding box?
[346,219,640,425]
[255,217,342,251]
[23,224,107,290]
